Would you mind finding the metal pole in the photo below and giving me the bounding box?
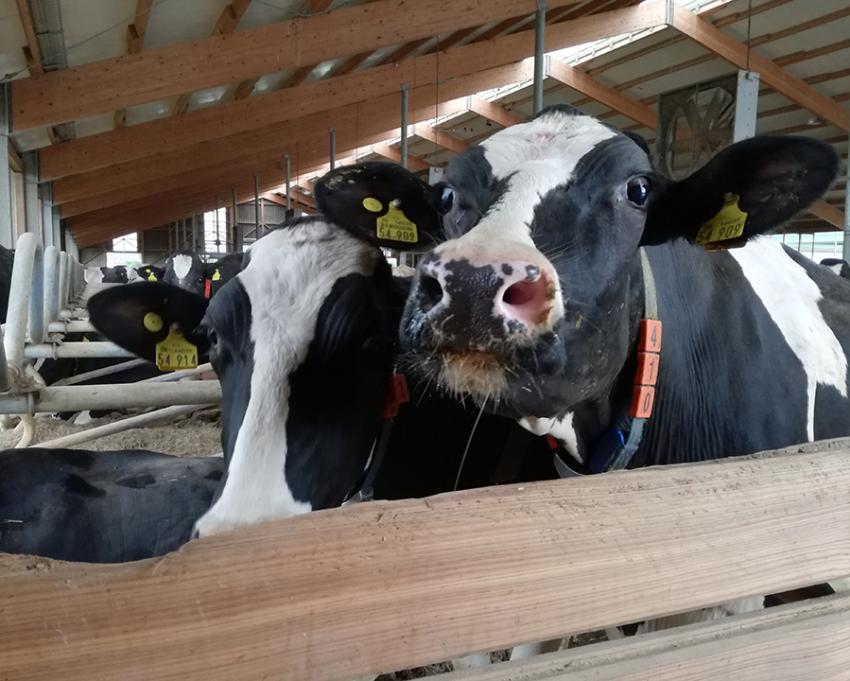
[231,185,243,252]
[191,214,198,252]
[23,151,40,237]
[844,132,850,262]
[400,83,409,169]
[0,83,13,249]
[533,0,547,115]
[253,175,260,237]
[284,154,292,212]
[41,182,53,247]
[329,128,336,171]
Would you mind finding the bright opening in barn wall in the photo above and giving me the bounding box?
[106,232,141,268]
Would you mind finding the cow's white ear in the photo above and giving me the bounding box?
[641,135,839,248]
[87,282,210,363]
[314,162,444,250]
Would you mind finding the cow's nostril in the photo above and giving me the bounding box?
[501,277,549,325]
[419,274,444,309]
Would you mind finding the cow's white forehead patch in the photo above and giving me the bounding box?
[194,222,380,536]
[172,254,193,280]
[475,110,617,246]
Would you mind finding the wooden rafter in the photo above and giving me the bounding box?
[14,0,44,76]
[411,125,469,154]
[370,143,431,172]
[114,0,154,128]
[171,0,253,115]
[40,2,665,181]
[808,201,846,230]
[670,6,850,131]
[466,95,525,128]
[12,0,589,131]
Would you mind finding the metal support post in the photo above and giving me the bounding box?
[253,175,260,237]
[51,205,61,250]
[231,185,243,252]
[329,128,336,171]
[284,154,292,212]
[23,151,40,238]
[41,182,53,246]
[533,0,547,115]
[0,83,12,249]
[843,132,850,262]
[400,83,409,169]
[733,70,760,142]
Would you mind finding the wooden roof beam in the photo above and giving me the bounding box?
[172,0,253,115]
[14,0,44,76]
[370,142,431,172]
[466,95,525,128]
[411,125,469,154]
[670,5,850,131]
[11,0,592,131]
[808,201,846,231]
[115,0,154,129]
[40,2,666,181]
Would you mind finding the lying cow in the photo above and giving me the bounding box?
[821,257,850,279]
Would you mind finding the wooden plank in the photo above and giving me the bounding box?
[412,124,469,154]
[0,446,848,681]
[440,596,850,681]
[126,0,153,54]
[371,142,431,171]
[467,95,525,128]
[547,59,657,129]
[14,0,44,76]
[52,61,523,207]
[38,1,664,180]
[671,7,850,132]
[809,200,846,230]
[10,0,586,132]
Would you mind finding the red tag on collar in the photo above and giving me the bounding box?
[203,278,212,299]
[381,373,409,419]
[545,434,560,451]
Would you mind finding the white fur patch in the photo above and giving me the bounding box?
[171,254,193,281]
[731,239,848,441]
[194,223,380,537]
[828,263,843,275]
[519,412,582,463]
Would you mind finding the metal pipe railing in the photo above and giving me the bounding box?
[46,320,96,334]
[24,342,134,359]
[50,358,150,387]
[0,381,222,415]
[4,234,45,380]
[43,245,60,326]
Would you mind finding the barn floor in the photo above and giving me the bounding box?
[0,407,223,455]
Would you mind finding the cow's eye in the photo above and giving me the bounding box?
[439,186,455,213]
[626,176,651,206]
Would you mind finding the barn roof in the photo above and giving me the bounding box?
[2,0,847,246]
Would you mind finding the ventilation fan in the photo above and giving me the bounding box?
[657,74,737,180]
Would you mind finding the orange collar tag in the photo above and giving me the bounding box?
[381,373,410,419]
[204,278,212,299]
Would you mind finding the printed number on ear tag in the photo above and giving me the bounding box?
[695,193,748,248]
[155,326,198,372]
[376,205,418,244]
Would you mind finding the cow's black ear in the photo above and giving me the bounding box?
[314,161,444,250]
[87,282,210,363]
[641,135,839,248]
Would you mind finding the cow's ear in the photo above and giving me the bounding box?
[87,282,210,363]
[641,135,839,248]
[314,161,444,250]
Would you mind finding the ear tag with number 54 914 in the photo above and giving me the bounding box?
[155,326,198,371]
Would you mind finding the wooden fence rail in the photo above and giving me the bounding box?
[0,441,848,681]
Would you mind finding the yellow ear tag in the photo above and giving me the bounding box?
[376,204,418,243]
[143,312,163,333]
[363,197,383,213]
[695,193,748,248]
[155,326,198,371]
[147,271,157,281]
[211,269,222,281]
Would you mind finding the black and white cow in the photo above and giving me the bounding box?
[84,265,130,285]
[0,244,14,324]
[88,220,551,538]
[821,257,850,279]
[163,250,243,298]
[0,448,222,562]
[136,264,166,282]
[316,106,848,469]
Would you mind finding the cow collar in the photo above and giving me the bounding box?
[550,248,662,477]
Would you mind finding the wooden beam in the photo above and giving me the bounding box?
[126,0,153,54]
[8,145,24,174]
[670,6,850,132]
[437,597,850,681]
[39,2,665,181]
[14,0,43,76]
[412,124,469,154]
[11,0,589,131]
[466,95,525,128]
[0,447,847,681]
[809,200,846,230]
[171,1,253,115]
[547,58,657,129]
[308,0,334,11]
[370,142,431,171]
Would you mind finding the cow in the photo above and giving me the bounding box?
[163,250,243,298]
[84,265,129,285]
[0,244,13,324]
[136,264,166,282]
[315,106,847,469]
[88,220,551,539]
[0,448,222,562]
[821,257,850,279]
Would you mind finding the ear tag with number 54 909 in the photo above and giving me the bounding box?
[155,326,198,371]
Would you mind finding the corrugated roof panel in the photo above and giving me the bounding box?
[59,0,135,67]
[0,0,28,79]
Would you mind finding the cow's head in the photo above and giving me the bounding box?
[89,219,396,537]
[163,250,206,296]
[317,106,838,419]
[136,265,165,282]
